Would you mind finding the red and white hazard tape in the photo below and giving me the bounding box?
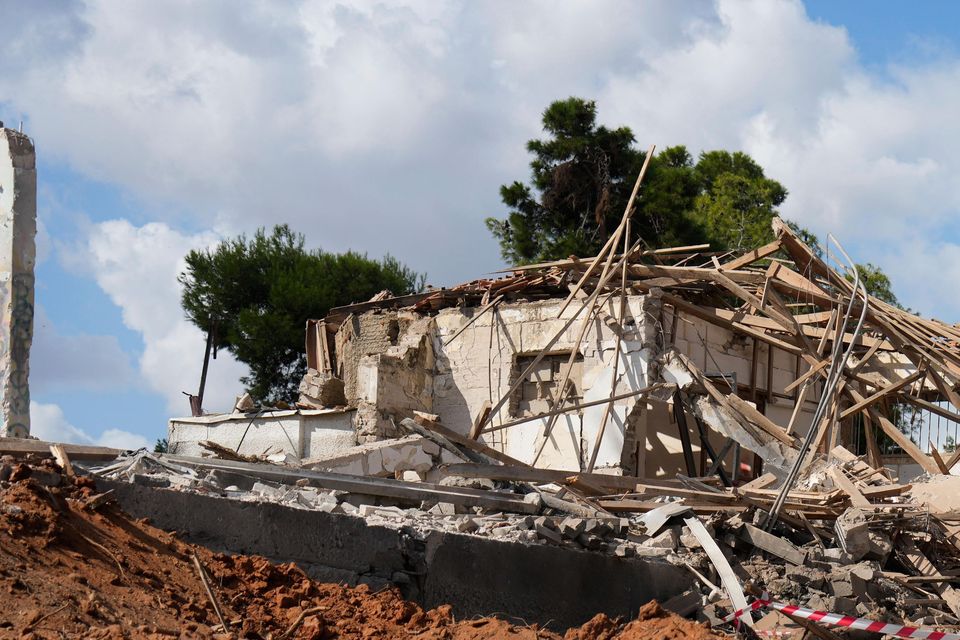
[722,592,960,639]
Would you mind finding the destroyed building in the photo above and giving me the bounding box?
[169,217,959,488]
[23,209,960,635]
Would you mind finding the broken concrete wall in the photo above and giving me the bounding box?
[354,315,436,442]
[100,479,693,630]
[319,289,819,477]
[432,294,661,471]
[169,408,356,458]
[335,311,402,404]
[0,129,36,438]
[302,434,442,478]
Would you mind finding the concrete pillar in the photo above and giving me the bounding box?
[0,128,36,437]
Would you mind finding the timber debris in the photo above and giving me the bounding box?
[99,208,960,634]
[15,180,960,634]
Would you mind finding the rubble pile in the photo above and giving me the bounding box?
[82,441,960,635]
[147,212,960,636]
[16,199,960,636]
[0,455,729,639]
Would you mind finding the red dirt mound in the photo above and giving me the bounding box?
[0,460,728,639]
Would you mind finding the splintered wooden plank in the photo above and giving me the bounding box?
[860,483,911,498]
[739,472,778,491]
[829,468,871,509]
[719,239,783,271]
[49,444,75,478]
[468,400,493,440]
[597,500,747,515]
[411,414,528,467]
[899,540,960,618]
[838,369,925,420]
[440,462,701,492]
[166,453,542,514]
[725,394,796,446]
[931,443,951,475]
[658,293,803,355]
[784,359,829,394]
[843,387,941,475]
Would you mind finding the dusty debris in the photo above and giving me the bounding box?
[28,182,960,636]
[0,458,733,638]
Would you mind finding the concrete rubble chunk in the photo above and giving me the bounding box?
[456,517,479,533]
[298,368,347,408]
[233,392,256,413]
[558,517,586,539]
[643,528,679,550]
[535,523,562,544]
[428,502,456,516]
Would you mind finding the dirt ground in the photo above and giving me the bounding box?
[0,460,728,639]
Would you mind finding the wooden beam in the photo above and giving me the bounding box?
[946,446,960,472]
[710,270,796,329]
[469,400,492,440]
[725,394,796,446]
[931,442,951,475]
[739,472,777,491]
[843,387,940,475]
[783,359,828,394]
[829,468,871,509]
[165,453,542,514]
[411,415,528,467]
[899,540,960,618]
[719,239,783,271]
[901,394,960,426]
[0,438,121,461]
[838,369,925,421]
[672,390,698,476]
[658,294,803,355]
[597,500,748,515]
[440,462,701,492]
[486,384,665,434]
[49,444,75,478]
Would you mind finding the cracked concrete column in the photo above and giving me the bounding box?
[0,128,36,437]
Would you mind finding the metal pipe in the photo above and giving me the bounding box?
[764,234,868,529]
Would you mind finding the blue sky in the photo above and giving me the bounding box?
[5,0,960,447]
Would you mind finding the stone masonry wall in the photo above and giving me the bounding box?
[335,311,401,405]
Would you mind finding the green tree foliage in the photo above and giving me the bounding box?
[486,97,788,263]
[854,262,900,308]
[691,151,787,251]
[179,225,423,405]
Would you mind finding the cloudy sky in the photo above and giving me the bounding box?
[4,0,960,448]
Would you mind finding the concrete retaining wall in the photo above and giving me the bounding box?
[99,479,691,630]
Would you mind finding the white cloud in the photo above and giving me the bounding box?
[31,305,137,394]
[30,401,150,450]
[6,0,960,414]
[68,220,249,415]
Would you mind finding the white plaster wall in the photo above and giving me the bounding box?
[301,411,358,459]
[168,409,355,458]
[434,296,656,471]
[434,295,818,477]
